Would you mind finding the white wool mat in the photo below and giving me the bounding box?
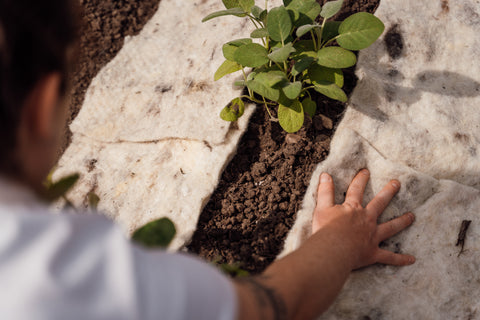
[281,0,480,318]
[56,0,280,250]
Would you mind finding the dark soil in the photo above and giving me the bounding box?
[187,0,381,274]
[64,0,161,150]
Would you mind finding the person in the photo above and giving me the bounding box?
[0,0,415,319]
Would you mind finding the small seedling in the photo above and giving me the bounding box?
[204,0,384,133]
[212,256,250,277]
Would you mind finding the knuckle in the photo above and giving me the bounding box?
[344,201,362,211]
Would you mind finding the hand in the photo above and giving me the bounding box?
[312,169,416,270]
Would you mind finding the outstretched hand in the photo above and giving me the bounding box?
[234,169,416,320]
[313,169,416,270]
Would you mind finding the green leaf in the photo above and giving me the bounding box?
[233,43,269,67]
[291,55,315,76]
[317,46,356,68]
[222,38,252,61]
[218,262,250,277]
[282,81,302,99]
[322,21,341,42]
[214,60,242,81]
[44,173,80,201]
[278,100,304,133]
[254,70,287,88]
[308,64,344,87]
[278,91,294,107]
[220,97,245,121]
[286,0,321,25]
[251,28,269,38]
[302,97,317,117]
[259,9,268,23]
[287,8,300,24]
[202,8,246,22]
[132,218,176,248]
[247,79,281,102]
[337,12,385,50]
[88,192,100,210]
[251,6,264,19]
[320,0,343,19]
[268,43,296,63]
[296,24,317,38]
[283,0,293,6]
[313,81,348,102]
[222,0,240,9]
[267,6,292,42]
[239,0,255,12]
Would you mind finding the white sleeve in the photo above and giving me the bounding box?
[133,246,238,320]
[0,210,237,320]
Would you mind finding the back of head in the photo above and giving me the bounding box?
[0,0,79,173]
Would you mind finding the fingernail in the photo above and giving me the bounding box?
[408,256,416,264]
[361,169,370,176]
[320,173,331,183]
[408,213,415,223]
[391,180,400,189]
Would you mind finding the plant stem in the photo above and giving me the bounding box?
[263,97,275,119]
[274,61,285,72]
[310,30,318,51]
[248,15,261,29]
[323,35,340,48]
[306,89,312,100]
[242,69,253,97]
[302,85,315,91]
[318,18,327,47]
[239,95,277,105]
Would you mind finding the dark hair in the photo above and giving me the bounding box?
[0,0,79,170]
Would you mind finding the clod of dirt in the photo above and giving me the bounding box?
[384,24,404,60]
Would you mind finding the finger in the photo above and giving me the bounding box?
[315,172,335,211]
[344,169,370,206]
[366,180,400,218]
[377,213,415,242]
[375,249,416,266]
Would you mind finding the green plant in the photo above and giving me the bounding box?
[212,256,250,277]
[203,0,384,133]
[132,217,177,248]
[43,169,100,210]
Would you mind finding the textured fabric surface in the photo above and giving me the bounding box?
[0,177,236,320]
[56,0,280,249]
[282,0,480,318]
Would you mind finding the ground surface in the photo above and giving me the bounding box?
[65,0,161,148]
[69,0,380,274]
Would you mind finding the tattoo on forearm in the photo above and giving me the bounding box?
[237,276,287,320]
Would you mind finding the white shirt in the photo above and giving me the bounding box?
[0,178,237,320]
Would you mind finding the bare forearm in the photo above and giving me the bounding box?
[235,228,353,320]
